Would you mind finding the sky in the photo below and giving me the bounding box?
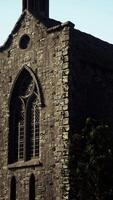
[0,0,113,45]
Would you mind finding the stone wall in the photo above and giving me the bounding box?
[0,11,71,200]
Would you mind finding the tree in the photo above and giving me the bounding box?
[73,118,113,200]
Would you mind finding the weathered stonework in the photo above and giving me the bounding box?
[1,1,113,200]
[0,8,72,200]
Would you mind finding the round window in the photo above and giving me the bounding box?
[19,34,30,49]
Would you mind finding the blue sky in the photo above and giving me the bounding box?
[0,0,113,45]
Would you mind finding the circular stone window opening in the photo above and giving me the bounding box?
[19,34,30,49]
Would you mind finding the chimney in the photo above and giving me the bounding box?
[22,0,49,18]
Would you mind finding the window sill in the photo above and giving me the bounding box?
[8,159,43,169]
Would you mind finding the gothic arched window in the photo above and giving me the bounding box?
[10,176,16,200]
[8,67,40,164]
[29,174,35,200]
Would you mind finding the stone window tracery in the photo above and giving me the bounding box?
[8,67,40,164]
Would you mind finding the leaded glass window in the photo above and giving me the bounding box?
[27,93,40,159]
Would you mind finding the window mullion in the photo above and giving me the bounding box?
[18,122,20,160]
[33,105,36,157]
[24,104,27,161]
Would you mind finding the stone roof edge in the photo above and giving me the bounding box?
[47,21,75,33]
[0,11,75,52]
[0,11,26,52]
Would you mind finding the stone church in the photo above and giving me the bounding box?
[1,0,113,199]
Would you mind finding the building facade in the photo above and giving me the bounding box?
[1,0,113,199]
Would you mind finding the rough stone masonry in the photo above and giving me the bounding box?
[1,0,113,199]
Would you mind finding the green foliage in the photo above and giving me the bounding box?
[73,118,113,200]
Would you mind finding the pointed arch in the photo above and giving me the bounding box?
[9,65,42,107]
[10,176,16,200]
[8,66,41,163]
[29,174,35,200]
